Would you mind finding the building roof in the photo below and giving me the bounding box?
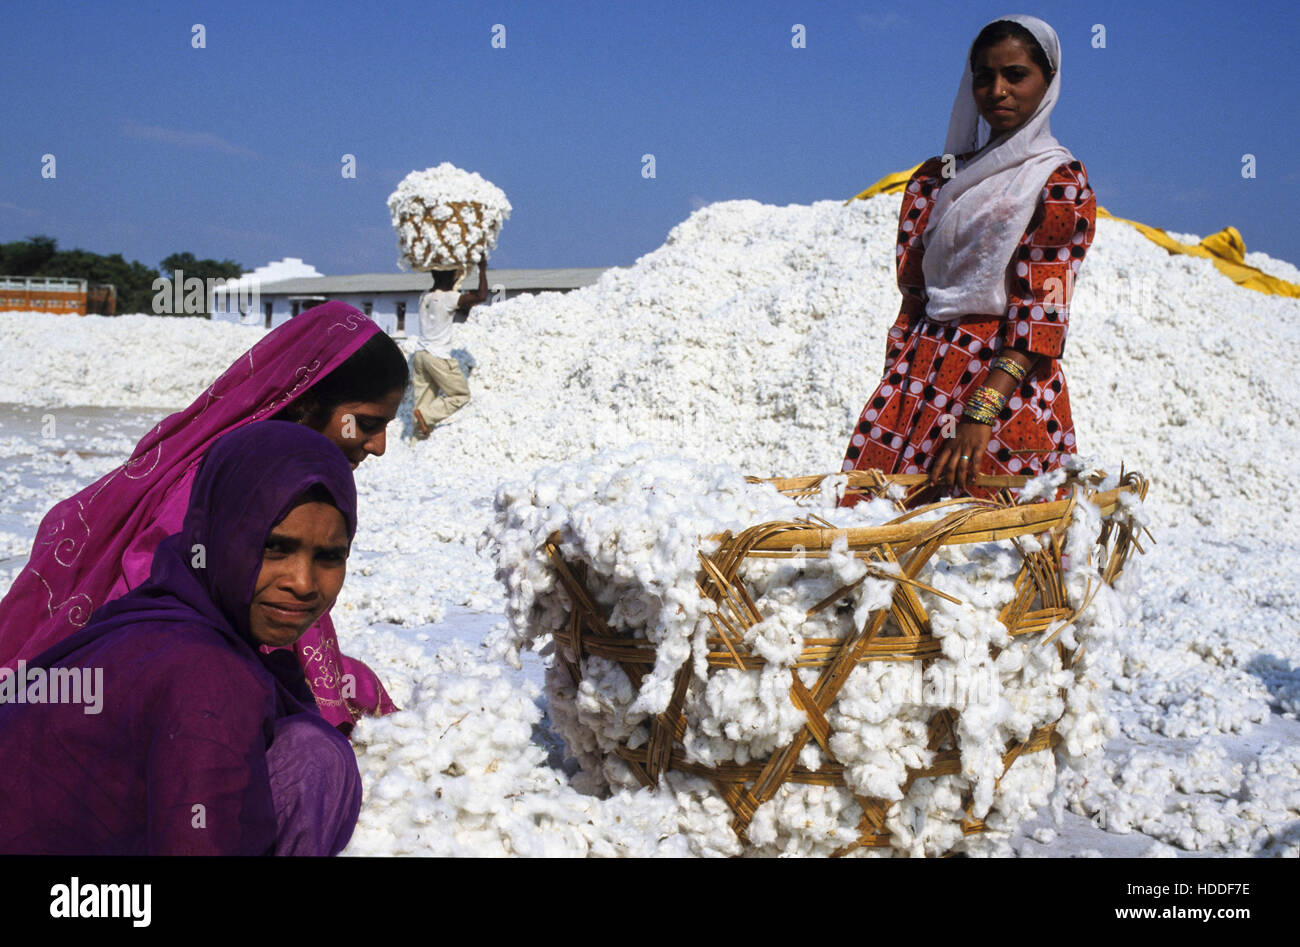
[230,267,610,296]
[0,276,87,290]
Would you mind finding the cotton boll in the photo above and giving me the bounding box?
[747,785,861,857]
[851,569,899,629]
[828,665,933,802]
[573,655,648,751]
[984,752,1056,833]
[746,799,781,847]
[888,774,967,857]
[684,664,808,764]
[841,749,913,801]
[742,612,805,666]
[1017,468,1068,504]
[827,535,868,586]
[798,741,827,771]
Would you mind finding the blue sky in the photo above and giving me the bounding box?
[2,0,1297,274]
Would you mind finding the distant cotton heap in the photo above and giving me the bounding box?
[484,446,1133,856]
[387,163,512,271]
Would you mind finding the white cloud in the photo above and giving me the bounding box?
[856,12,907,32]
[122,120,256,158]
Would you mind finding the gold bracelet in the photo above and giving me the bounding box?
[963,385,1007,426]
[992,356,1028,383]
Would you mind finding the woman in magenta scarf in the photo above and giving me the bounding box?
[0,422,363,854]
[0,301,405,730]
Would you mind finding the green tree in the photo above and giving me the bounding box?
[159,252,245,317]
[160,252,242,283]
[0,235,59,274]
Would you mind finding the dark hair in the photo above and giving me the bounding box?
[278,483,355,542]
[969,20,1054,82]
[296,482,339,508]
[431,269,456,291]
[273,330,410,427]
[292,481,348,525]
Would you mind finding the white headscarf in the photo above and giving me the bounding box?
[921,14,1074,322]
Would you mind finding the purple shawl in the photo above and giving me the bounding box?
[0,422,362,855]
[0,301,395,728]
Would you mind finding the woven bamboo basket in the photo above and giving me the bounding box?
[542,468,1150,855]
[398,199,489,271]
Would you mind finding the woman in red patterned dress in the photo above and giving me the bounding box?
[842,14,1095,502]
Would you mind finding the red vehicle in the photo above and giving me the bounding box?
[0,277,116,315]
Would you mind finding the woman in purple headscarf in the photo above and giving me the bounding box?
[0,422,362,855]
[0,302,406,731]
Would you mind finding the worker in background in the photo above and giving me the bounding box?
[412,254,489,438]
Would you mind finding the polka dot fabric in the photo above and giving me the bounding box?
[842,157,1096,494]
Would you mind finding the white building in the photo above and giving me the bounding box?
[210,261,607,335]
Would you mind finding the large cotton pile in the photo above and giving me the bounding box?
[0,315,256,408]
[387,163,511,270]
[1,185,1298,855]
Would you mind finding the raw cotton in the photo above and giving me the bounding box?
[387,163,511,270]
[485,446,1133,856]
[2,183,1299,856]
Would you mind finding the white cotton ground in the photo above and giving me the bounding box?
[342,635,702,857]
[1,188,1298,855]
[386,163,512,271]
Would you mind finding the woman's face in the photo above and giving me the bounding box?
[248,500,350,648]
[314,389,404,468]
[971,37,1049,135]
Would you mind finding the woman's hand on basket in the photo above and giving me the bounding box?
[929,420,993,492]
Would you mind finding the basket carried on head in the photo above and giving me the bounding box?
[542,468,1149,855]
[397,199,489,272]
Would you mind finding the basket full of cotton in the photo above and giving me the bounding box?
[487,448,1149,856]
[387,163,512,272]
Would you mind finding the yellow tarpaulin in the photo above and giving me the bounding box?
[846,167,1300,298]
[846,165,923,202]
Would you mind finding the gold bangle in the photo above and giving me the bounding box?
[963,385,1007,426]
[992,356,1028,383]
